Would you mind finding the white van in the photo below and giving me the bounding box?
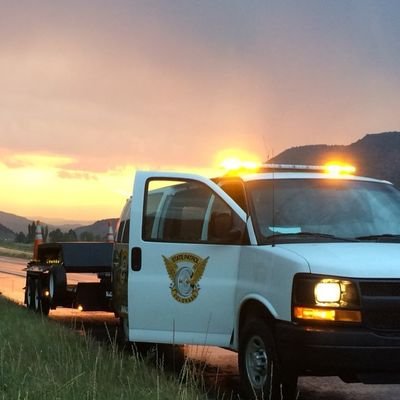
[113,164,400,400]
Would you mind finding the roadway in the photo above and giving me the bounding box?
[1,255,399,399]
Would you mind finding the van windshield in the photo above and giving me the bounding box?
[247,179,400,244]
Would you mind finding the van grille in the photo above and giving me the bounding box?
[360,282,400,297]
[359,280,400,331]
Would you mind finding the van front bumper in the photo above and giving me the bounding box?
[275,322,400,383]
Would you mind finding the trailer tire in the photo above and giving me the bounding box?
[48,265,66,306]
[34,279,41,312]
[39,297,50,315]
[26,276,36,310]
[24,276,29,307]
[35,278,50,316]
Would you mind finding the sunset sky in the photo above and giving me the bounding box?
[1,1,400,222]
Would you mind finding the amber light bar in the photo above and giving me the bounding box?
[259,163,356,175]
[294,306,361,323]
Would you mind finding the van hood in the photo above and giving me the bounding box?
[280,242,400,278]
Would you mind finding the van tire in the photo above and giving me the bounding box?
[118,316,129,344]
[239,318,281,400]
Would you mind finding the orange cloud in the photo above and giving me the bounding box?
[1,151,74,169]
[58,170,98,181]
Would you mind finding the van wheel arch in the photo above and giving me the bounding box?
[239,299,275,334]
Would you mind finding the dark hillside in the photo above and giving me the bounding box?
[74,218,119,240]
[0,223,15,240]
[0,211,33,235]
[270,132,400,187]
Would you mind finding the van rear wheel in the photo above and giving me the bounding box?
[118,316,129,344]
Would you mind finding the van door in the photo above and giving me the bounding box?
[126,171,248,347]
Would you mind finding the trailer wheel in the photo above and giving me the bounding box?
[24,276,28,305]
[35,278,50,316]
[48,265,66,306]
[26,276,36,310]
[34,280,41,312]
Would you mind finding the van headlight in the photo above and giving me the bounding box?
[314,280,341,304]
[292,274,361,323]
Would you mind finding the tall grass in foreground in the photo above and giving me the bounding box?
[0,297,209,400]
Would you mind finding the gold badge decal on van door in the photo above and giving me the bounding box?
[162,253,209,303]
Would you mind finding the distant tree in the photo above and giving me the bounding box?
[15,232,26,243]
[43,225,49,242]
[79,231,94,241]
[48,228,64,243]
[48,228,78,243]
[26,221,36,243]
[65,229,78,241]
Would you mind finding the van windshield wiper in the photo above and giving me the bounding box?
[355,234,400,242]
[266,232,355,243]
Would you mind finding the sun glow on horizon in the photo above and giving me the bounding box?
[1,149,263,221]
[214,148,262,174]
[1,152,133,220]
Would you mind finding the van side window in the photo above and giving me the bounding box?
[143,190,166,240]
[143,179,246,244]
[160,182,210,242]
[116,198,132,243]
[116,221,125,243]
[122,220,130,243]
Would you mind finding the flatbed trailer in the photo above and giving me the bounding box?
[24,242,113,315]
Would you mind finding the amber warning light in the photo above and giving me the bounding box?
[218,157,356,176]
[324,163,356,175]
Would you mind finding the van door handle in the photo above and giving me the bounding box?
[131,247,142,271]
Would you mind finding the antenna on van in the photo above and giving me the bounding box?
[262,135,269,162]
[271,167,276,247]
[266,145,276,247]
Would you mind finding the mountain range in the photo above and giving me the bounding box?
[269,131,400,188]
[74,218,119,239]
[0,209,118,241]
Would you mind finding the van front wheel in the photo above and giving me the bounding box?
[239,318,280,399]
[239,318,298,400]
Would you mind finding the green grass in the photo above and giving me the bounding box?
[0,242,33,252]
[0,242,32,259]
[0,297,209,400]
